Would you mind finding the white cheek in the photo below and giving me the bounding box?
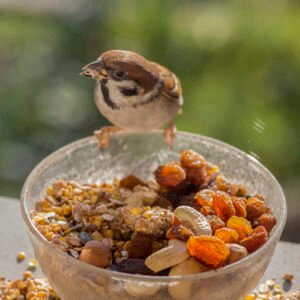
[106,80,123,102]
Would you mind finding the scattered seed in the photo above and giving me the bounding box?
[78,231,92,244]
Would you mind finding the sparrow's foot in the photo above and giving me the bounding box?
[164,122,177,149]
[94,126,120,149]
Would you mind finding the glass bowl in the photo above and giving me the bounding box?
[21,131,286,300]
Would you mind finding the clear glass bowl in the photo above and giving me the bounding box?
[21,131,286,300]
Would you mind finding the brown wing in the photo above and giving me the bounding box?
[152,62,182,102]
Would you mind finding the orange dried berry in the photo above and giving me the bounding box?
[194,189,215,207]
[212,192,236,221]
[227,216,253,240]
[155,163,186,188]
[200,206,215,216]
[187,236,230,268]
[185,166,207,185]
[246,197,267,221]
[253,213,277,233]
[180,149,205,169]
[215,176,239,196]
[214,228,239,244]
[240,226,268,253]
[206,215,225,233]
[205,163,220,176]
[232,197,247,218]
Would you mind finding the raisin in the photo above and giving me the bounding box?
[120,175,146,190]
[117,258,154,275]
[155,163,186,188]
[232,197,247,218]
[180,149,205,169]
[253,213,276,233]
[194,189,215,207]
[215,176,239,196]
[185,166,208,186]
[128,233,153,259]
[187,236,230,268]
[227,216,253,240]
[246,197,267,221]
[206,215,225,233]
[240,226,268,253]
[214,228,239,244]
[212,192,236,221]
[200,206,215,216]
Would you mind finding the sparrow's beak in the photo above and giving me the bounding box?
[80,60,108,80]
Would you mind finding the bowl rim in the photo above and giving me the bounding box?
[20,130,287,283]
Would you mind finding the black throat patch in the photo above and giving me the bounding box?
[100,80,119,110]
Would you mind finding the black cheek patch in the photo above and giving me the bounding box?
[120,87,138,97]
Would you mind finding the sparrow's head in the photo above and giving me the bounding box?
[80,50,163,108]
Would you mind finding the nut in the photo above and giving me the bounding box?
[145,239,189,273]
[168,257,209,300]
[174,205,212,236]
[79,241,112,268]
[227,243,248,264]
[128,233,153,259]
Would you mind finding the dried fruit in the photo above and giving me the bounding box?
[214,228,239,243]
[145,239,189,273]
[174,205,212,236]
[194,189,215,207]
[212,192,236,221]
[117,258,153,275]
[119,175,146,190]
[227,243,248,263]
[200,206,215,216]
[168,257,209,299]
[187,236,230,268]
[215,176,247,197]
[246,197,267,221]
[185,166,207,185]
[180,149,205,169]
[155,163,186,188]
[128,233,153,259]
[253,213,277,233]
[240,226,268,253]
[79,240,112,268]
[206,215,225,233]
[231,197,247,218]
[227,216,253,240]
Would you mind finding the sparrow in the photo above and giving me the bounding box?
[80,50,183,148]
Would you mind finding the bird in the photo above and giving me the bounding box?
[80,50,183,148]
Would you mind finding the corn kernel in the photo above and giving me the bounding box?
[17,251,26,261]
[28,259,38,269]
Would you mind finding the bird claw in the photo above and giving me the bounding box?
[94,126,120,149]
[164,122,177,149]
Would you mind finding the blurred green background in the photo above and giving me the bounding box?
[0,0,299,241]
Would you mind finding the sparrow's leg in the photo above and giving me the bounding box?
[164,121,177,149]
[94,126,121,149]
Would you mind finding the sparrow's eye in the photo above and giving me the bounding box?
[113,70,126,80]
